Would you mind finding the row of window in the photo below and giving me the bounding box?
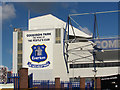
[55,28,61,43]
[18,31,22,40]
[17,65,22,71]
[18,54,22,63]
[70,62,120,68]
[17,31,23,71]
[18,43,22,51]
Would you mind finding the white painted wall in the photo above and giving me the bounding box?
[29,14,64,30]
[28,69,54,80]
[69,67,119,78]
[68,41,93,63]
[13,32,18,73]
[53,44,69,81]
[68,42,119,78]
[0,83,14,89]
[29,14,92,38]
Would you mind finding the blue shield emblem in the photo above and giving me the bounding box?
[30,44,48,63]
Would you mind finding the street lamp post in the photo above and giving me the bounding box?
[93,50,97,90]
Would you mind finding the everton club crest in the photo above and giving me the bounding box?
[30,44,48,63]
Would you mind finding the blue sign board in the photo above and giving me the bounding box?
[90,37,120,50]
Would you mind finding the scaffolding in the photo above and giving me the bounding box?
[63,10,120,89]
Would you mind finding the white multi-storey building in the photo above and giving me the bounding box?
[13,14,120,82]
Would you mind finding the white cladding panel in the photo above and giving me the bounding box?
[53,44,69,81]
[0,83,14,89]
[28,69,54,80]
[68,41,94,63]
[68,42,119,77]
[29,14,65,30]
[29,14,92,38]
[69,67,119,78]
[13,32,18,73]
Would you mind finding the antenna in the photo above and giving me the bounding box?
[28,9,30,20]
[28,9,30,30]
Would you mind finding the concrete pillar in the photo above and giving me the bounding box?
[18,68,28,89]
[55,77,60,89]
[80,78,85,90]
[96,77,101,89]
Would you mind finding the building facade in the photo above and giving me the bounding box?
[13,14,120,82]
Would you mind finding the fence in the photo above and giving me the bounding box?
[61,81,80,89]
[33,80,55,89]
[28,73,33,88]
[1,68,100,89]
[7,73,20,89]
[85,81,94,90]
[32,80,81,89]
[32,80,95,89]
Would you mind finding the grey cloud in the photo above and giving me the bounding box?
[2,3,16,20]
[79,26,92,35]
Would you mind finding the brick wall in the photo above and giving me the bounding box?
[18,68,28,88]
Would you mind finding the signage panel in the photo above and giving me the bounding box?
[91,37,120,50]
[23,30,54,69]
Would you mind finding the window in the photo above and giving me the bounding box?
[18,43,22,51]
[18,54,22,58]
[18,31,22,41]
[70,62,120,68]
[18,57,22,63]
[17,65,22,71]
[55,28,61,43]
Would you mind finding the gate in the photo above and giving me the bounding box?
[85,79,94,90]
[7,73,20,90]
[28,73,33,88]
[61,81,80,89]
[32,80,81,89]
[33,80,55,89]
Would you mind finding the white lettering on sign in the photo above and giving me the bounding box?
[101,40,108,49]
[23,30,54,69]
[118,40,120,48]
[94,38,120,50]
[108,40,117,48]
